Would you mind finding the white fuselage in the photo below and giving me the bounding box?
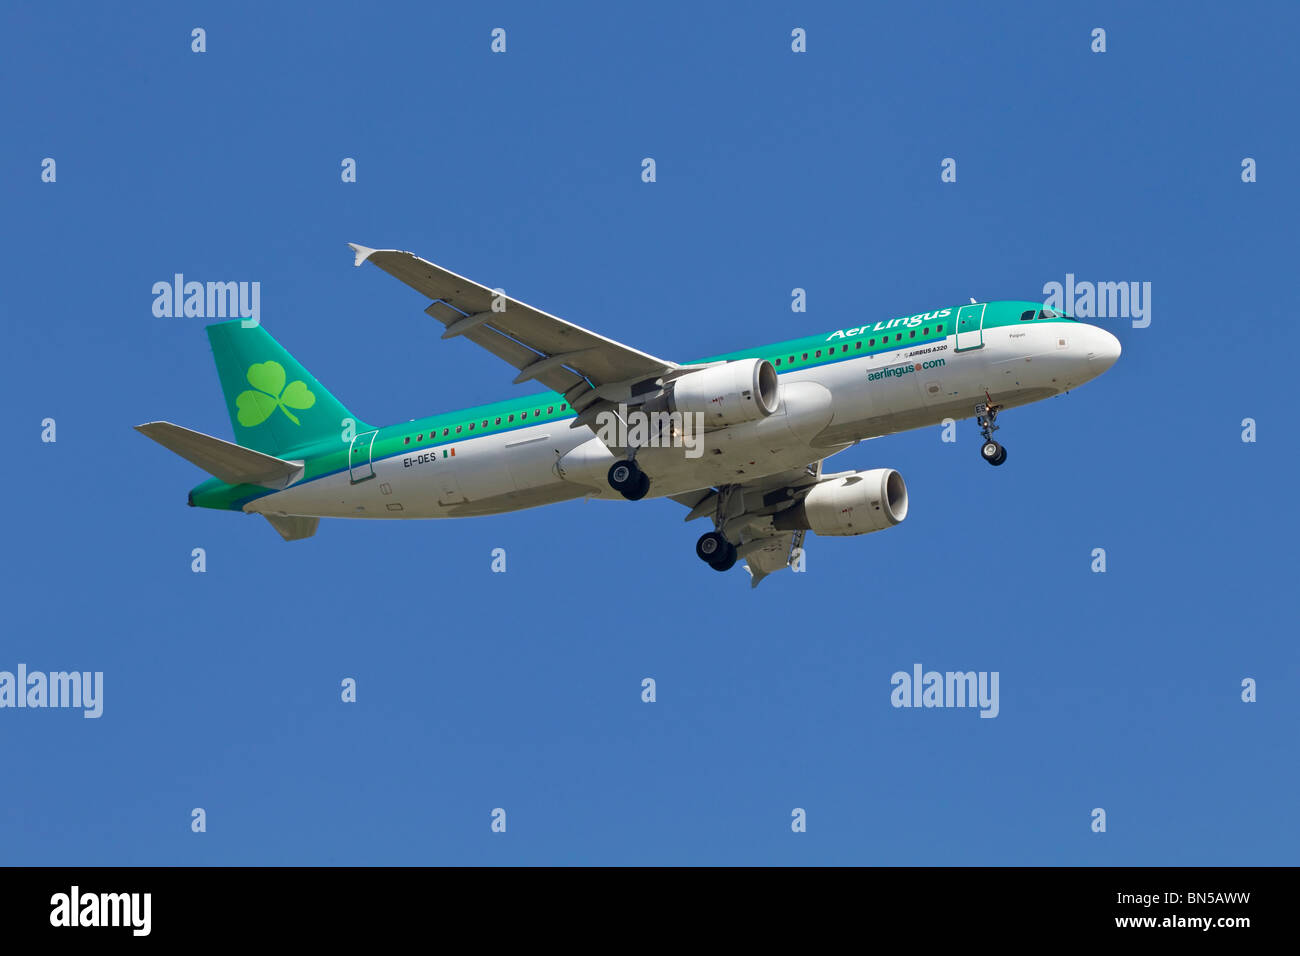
[246,321,1119,521]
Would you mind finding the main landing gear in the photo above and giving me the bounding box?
[695,531,737,572]
[608,459,651,500]
[976,392,1008,467]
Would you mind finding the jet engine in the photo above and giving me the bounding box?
[773,469,908,536]
[666,358,780,427]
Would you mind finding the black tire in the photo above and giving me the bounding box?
[981,440,1002,462]
[696,532,728,563]
[709,543,738,572]
[608,460,642,496]
[624,470,651,501]
[992,445,1008,466]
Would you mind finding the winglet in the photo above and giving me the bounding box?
[348,242,377,267]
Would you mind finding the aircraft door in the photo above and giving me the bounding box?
[954,303,986,352]
[349,430,378,483]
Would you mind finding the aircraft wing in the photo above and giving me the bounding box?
[348,244,681,414]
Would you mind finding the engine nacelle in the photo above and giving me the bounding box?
[668,358,780,427]
[773,469,908,537]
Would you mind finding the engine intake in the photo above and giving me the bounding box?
[773,469,908,537]
[668,358,780,427]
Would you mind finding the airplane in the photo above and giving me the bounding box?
[136,243,1122,587]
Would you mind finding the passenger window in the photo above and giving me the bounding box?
[521,412,527,420]
[442,428,449,436]
[923,327,929,334]
[815,350,822,358]
[508,415,514,423]
[404,437,410,445]
[495,417,501,425]
[802,353,807,360]
[417,434,423,441]
[561,404,567,411]
[855,342,862,350]
[895,333,902,341]
[788,356,794,363]
[937,324,944,332]
[456,426,462,433]
[909,331,915,338]
[469,423,475,430]
[547,407,553,414]
[775,358,781,366]
[869,338,875,346]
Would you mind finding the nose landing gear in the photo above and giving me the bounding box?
[976,393,1008,467]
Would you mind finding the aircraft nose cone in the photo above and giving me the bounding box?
[1088,326,1121,372]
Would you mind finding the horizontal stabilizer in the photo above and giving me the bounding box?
[135,421,304,488]
[264,514,319,541]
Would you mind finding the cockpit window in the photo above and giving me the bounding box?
[1039,308,1062,319]
[1020,310,1035,321]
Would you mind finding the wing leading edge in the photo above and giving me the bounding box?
[348,244,680,416]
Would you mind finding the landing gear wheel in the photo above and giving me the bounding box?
[608,460,648,500]
[981,440,1007,466]
[710,546,738,572]
[628,471,651,500]
[696,532,737,570]
[976,392,1008,467]
[696,531,727,563]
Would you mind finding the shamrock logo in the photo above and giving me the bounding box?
[236,361,316,427]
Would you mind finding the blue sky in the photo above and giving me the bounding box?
[2,1,1296,865]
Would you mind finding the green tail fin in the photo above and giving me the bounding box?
[206,321,368,456]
